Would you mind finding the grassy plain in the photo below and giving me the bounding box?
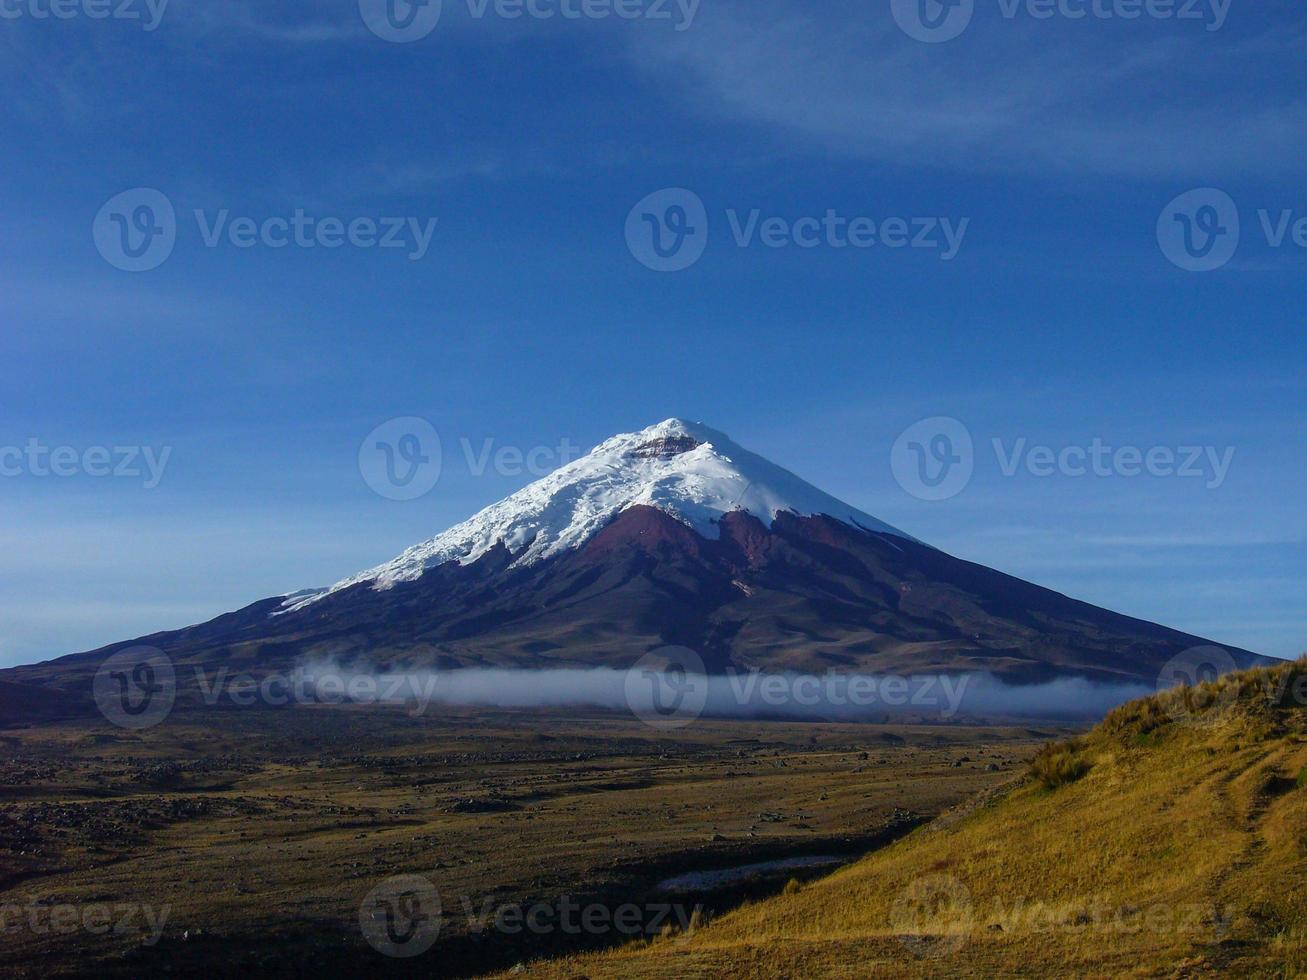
[0,705,1045,977]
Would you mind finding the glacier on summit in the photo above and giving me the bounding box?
[283,419,918,612]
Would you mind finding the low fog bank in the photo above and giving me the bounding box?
[298,661,1154,723]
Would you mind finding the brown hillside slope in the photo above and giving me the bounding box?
[506,659,1307,978]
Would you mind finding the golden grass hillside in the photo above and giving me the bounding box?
[506,659,1307,979]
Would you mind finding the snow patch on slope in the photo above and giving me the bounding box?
[282,419,918,612]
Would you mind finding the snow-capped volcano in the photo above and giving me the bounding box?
[8,417,1269,700]
[285,419,917,611]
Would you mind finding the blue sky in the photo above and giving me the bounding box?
[2,0,1304,667]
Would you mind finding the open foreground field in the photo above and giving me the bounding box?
[0,705,1049,977]
[517,661,1307,979]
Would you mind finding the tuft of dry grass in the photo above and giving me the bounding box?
[1029,739,1090,789]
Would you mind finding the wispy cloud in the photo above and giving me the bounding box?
[1071,531,1306,549]
[623,0,1307,178]
[168,2,366,43]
